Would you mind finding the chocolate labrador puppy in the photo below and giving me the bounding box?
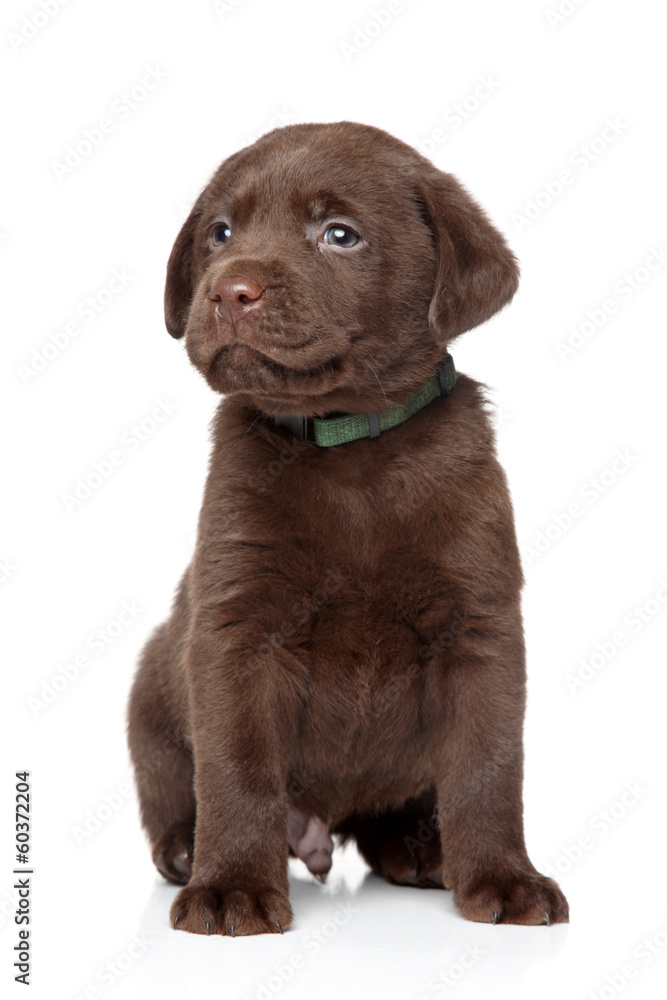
[127,121,568,935]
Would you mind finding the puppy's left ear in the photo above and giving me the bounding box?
[416,168,519,344]
[164,194,205,339]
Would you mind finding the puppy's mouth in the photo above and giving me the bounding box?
[207,340,343,397]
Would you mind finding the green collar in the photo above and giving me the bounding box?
[273,353,457,447]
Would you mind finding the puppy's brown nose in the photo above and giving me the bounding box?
[209,276,265,317]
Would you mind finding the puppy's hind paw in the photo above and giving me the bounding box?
[152,821,194,885]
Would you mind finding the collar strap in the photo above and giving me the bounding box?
[273,353,457,447]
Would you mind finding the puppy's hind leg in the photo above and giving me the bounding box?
[128,622,195,886]
[335,787,449,889]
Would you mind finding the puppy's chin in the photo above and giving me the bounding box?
[199,341,345,412]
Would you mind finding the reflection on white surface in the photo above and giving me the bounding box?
[97,841,569,1000]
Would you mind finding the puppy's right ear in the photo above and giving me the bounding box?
[164,195,205,339]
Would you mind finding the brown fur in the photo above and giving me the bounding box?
[127,121,568,935]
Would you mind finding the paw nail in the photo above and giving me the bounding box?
[492,911,501,924]
[276,922,284,934]
[205,921,211,935]
[544,912,551,926]
[173,915,179,929]
[229,923,236,937]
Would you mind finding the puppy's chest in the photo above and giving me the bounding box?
[245,482,457,724]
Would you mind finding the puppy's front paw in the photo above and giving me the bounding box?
[455,870,569,925]
[170,881,293,936]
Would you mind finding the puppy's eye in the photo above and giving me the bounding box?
[323,225,359,248]
[211,223,232,246]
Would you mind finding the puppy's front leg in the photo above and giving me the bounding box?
[435,614,569,925]
[171,630,297,936]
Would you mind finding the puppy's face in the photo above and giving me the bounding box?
[166,122,518,416]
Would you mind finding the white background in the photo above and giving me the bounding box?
[2,0,666,998]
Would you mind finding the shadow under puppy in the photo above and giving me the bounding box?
[127,121,569,935]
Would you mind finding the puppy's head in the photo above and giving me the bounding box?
[165,122,518,416]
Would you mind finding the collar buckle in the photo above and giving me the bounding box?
[273,414,312,441]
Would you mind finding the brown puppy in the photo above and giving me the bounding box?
[127,121,569,935]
